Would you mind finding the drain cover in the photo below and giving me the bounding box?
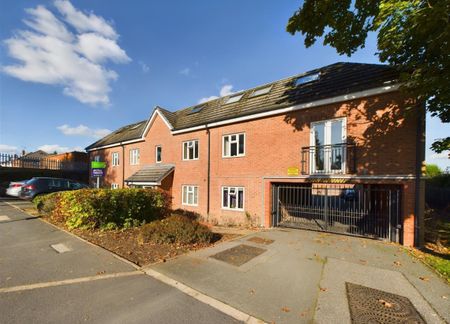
[247,236,274,245]
[346,282,425,324]
[211,244,266,266]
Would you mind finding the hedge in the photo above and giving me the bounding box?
[34,188,170,230]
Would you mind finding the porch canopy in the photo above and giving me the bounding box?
[125,164,174,187]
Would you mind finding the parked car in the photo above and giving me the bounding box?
[19,177,88,200]
[6,181,28,197]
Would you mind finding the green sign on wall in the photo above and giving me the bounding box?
[91,161,106,169]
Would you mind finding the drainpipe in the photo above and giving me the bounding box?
[414,103,426,247]
[121,144,125,188]
[206,126,211,219]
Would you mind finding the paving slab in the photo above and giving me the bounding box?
[152,230,324,323]
[315,257,443,323]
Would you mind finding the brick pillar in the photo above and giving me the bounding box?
[402,181,416,246]
[264,180,272,228]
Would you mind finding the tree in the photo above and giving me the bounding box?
[425,163,442,178]
[287,0,450,153]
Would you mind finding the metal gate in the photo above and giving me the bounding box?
[272,184,402,242]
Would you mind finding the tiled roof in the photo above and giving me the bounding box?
[87,62,399,150]
[125,164,175,184]
[163,62,399,131]
[85,120,147,150]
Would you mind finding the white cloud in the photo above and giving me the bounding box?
[38,144,83,153]
[54,0,117,39]
[0,144,19,154]
[179,67,190,76]
[76,33,130,64]
[139,61,150,73]
[198,84,234,103]
[2,1,130,106]
[57,124,111,138]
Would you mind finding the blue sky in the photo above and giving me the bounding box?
[0,0,448,169]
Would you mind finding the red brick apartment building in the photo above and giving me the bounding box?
[86,63,425,246]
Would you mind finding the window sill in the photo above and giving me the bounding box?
[222,154,246,159]
[221,207,244,212]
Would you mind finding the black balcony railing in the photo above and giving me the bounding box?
[301,143,356,175]
[0,153,89,171]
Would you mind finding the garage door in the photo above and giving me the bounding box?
[271,184,402,242]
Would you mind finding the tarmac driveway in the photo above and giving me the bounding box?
[151,228,450,324]
[0,199,240,324]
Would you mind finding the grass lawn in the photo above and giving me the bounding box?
[411,209,450,282]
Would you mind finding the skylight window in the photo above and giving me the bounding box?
[295,72,320,86]
[188,106,204,114]
[250,85,272,97]
[224,94,244,104]
[129,122,144,130]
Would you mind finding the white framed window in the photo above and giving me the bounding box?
[155,145,162,163]
[94,155,100,162]
[182,185,198,206]
[183,140,199,160]
[310,117,347,174]
[222,133,245,158]
[112,152,119,166]
[111,183,119,189]
[222,186,244,210]
[130,149,140,165]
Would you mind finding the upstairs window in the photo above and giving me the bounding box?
[112,152,119,166]
[155,145,162,163]
[224,94,244,104]
[223,133,245,158]
[130,149,140,165]
[295,72,320,86]
[183,140,199,160]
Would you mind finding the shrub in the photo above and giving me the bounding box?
[138,215,213,245]
[171,208,201,221]
[48,188,170,230]
[33,193,61,214]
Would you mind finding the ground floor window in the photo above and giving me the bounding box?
[111,183,119,189]
[182,185,198,206]
[222,186,244,210]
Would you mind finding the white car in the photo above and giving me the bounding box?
[6,181,26,197]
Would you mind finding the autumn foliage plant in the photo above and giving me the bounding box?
[34,188,170,230]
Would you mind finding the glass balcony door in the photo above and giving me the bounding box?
[310,118,346,174]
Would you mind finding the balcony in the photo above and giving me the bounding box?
[301,143,356,175]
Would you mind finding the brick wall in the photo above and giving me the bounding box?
[89,91,421,245]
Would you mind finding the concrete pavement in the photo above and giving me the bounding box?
[151,228,450,323]
[0,199,242,324]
